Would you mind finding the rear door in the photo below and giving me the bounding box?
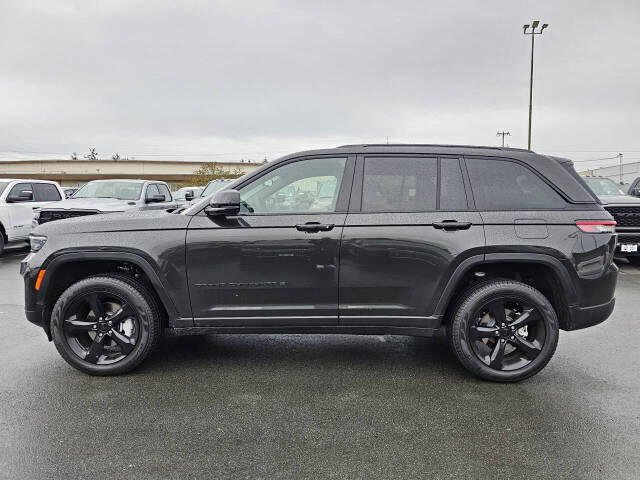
[186,155,355,326]
[339,155,485,328]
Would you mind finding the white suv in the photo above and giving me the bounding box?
[0,179,65,254]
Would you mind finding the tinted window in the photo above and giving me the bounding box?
[8,183,33,202]
[157,184,172,201]
[466,158,565,210]
[440,158,467,210]
[239,157,346,214]
[362,157,437,212]
[33,183,62,201]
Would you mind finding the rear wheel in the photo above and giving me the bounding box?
[449,279,559,382]
[51,276,162,375]
[626,256,640,266]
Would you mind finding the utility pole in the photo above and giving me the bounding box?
[619,153,624,184]
[497,131,511,147]
[523,21,549,150]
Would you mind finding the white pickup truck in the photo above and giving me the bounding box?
[0,179,65,254]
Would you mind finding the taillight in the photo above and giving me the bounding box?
[575,220,616,233]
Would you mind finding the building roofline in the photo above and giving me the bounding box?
[0,158,258,165]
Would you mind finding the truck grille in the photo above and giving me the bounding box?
[603,206,640,227]
[38,210,99,224]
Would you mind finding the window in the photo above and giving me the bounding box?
[8,183,33,202]
[362,157,437,212]
[74,182,143,201]
[466,158,566,210]
[146,184,160,199]
[33,183,62,202]
[0,181,10,197]
[238,157,346,214]
[157,184,172,201]
[440,158,467,210]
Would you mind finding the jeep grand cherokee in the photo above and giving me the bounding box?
[21,145,618,382]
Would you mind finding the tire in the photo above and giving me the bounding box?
[51,275,162,375]
[0,232,4,256]
[449,279,559,382]
[626,256,640,266]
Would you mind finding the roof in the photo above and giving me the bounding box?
[265,144,594,203]
[86,178,157,184]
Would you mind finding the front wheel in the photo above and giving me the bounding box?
[449,279,559,382]
[51,276,162,375]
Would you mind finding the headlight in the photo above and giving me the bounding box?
[29,235,47,253]
[33,210,41,220]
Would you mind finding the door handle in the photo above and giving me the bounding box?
[295,222,335,233]
[433,220,472,231]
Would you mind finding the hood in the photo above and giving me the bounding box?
[597,194,640,205]
[40,197,140,212]
[34,208,190,236]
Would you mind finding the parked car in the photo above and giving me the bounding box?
[0,179,65,254]
[63,187,79,199]
[22,145,617,381]
[34,179,177,225]
[582,176,640,265]
[172,186,203,203]
[628,176,640,197]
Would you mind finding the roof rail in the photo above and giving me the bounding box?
[336,143,532,152]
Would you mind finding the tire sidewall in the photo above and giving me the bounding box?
[451,281,559,382]
[51,277,157,375]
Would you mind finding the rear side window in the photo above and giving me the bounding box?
[33,183,62,201]
[362,157,437,211]
[466,158,566,210]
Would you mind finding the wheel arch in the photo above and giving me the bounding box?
[39,251,181,334]
[435,253,578,331]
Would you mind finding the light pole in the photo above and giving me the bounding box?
[523,21,548,150]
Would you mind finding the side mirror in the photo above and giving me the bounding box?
[146,194,166,203]
[6,190,33,202]
[205,189,240,217]
[185,191,195,201]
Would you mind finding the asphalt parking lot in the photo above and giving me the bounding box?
[1,244,639,479]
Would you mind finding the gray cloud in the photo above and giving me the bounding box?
[1,0,640,167]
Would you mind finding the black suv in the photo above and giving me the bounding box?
[21,145,618,382]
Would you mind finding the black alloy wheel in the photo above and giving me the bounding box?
[449,279,559,382]
[51,276,161,375]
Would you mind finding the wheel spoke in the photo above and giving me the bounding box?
[509,308,540,330]
[488,299,507,325]
[86,293,106,321]
[84,334,107,363]
[489,340,506,369]
[65,319,97,333]
[511,336,541,360]
[469,325,499,340]
[110,329,135,355]
[106,303,134,325]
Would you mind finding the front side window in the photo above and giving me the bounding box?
[33,183,62,202]
[238,157,346,214]
[466,158,566,210]
[8,183,34,202]
[74,182,143,201]
[146,184,160,199]
[0,181,10,197]
[157,184,172,201]
[362,157,437,212]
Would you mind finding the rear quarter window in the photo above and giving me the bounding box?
[466,158,566,210]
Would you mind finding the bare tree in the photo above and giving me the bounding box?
[84,148,98,161]
[112,153,120,161]
[70,152,78,160]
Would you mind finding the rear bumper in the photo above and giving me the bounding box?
[566,297,615,331]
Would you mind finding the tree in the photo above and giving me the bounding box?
[84,148,98,160]
[70,152,78,160]
[112,153,120,161]
[179,162,243,188]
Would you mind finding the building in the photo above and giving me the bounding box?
[579,161,640,185]
[0,158,261,189]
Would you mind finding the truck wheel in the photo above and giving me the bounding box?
[626,256,640,266]
[449,279,559,382]
[51,275,162,375]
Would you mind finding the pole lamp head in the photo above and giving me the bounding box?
[523,24,530,33]
[531,20,540,29]
[540,23,549,32]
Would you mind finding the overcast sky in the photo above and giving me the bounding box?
[1,0,640,170]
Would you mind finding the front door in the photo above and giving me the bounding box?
[7,182,36,239]
[186,156,354,327]
[339,155,485,329]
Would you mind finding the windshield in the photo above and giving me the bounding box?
[201,180,231,197]
[0,181,10,197]
[583,177,626,196]
[73,182,143,200]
